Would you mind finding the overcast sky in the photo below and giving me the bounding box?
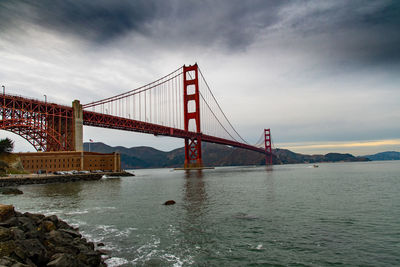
[1,0,399,155]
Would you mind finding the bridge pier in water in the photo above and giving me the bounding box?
[183,64,203,169]
[264,128,272,165]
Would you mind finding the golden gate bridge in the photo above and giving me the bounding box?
[1,64,272,168]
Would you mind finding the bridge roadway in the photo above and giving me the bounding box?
[84,110,265,154]
[1,93,266,154]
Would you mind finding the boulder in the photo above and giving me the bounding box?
[18,216,37,233]
[10,226,25,240]
[45,215,59,225]
[47,230,73,246]
[17,238,48,265]
[0,226,13,242]
[23,212,45,223]
[0,207,105,266]
[0,216,19,227]
[59,229,81,238]
[47,253,79,267]
[0,256,28,266]
[0,240,16,258]
[163,200,176,205]
[41,221,57,232]
[0,204,15,222]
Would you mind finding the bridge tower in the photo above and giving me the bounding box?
[72,100,83,151]
[264,128,272,165]
[183,64,203,169]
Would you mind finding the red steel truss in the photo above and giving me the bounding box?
[264,128,272,165]
[1,64,273,166]
[183,64,203,168]
[1,94,267,155]
[82,111,266,154]
[1,94,74,151]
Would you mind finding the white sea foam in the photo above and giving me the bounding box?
[96,224,119,235]
[36,209,63,216]
[65,209,89,215]
[63,218,88,228]
[105,257,129,267]
[92,206,117,211]
[164,253,187,267]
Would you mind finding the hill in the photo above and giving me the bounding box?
[83,142,369,169]
[363,151,400,161]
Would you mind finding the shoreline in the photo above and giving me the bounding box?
[0,171,133,187]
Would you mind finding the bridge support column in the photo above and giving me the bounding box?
[183,64,203,169]
[264,128,272,165]
[72,100,83,151]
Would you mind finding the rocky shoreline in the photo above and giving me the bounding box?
[0,204,106,266]
[0,171,133,187]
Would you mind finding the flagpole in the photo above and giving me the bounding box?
[89,139,93,152]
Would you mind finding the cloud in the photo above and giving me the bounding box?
[1,0,399,63]
[0,0,286,48]
[284,139,400,150]
[0,0,158,42]
[280,139,400,156]
[0,0,399,153]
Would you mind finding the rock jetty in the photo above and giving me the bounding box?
[0,204,106,266]
[0,171,133,187]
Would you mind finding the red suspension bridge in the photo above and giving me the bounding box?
[1,64,272,168]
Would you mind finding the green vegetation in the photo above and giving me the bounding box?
[0,137,14,153]
[0,137,27,176]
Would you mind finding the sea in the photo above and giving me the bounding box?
[1,161,399,266]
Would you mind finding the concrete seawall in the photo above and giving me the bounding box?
[0,171,133,187]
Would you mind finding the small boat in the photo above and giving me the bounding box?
[313,165,319,168]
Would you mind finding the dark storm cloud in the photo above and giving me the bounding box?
[1,0,399,62]
[282,1,400,65]
[0,0,159,42]
[0,0,286,47]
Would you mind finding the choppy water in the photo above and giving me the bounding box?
[1,161,400,266]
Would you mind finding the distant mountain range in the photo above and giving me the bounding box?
[83,142,398,169]
[363,151,400,161]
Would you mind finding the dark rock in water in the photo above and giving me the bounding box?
[0,188,23,195]
[97,242,105,247]
[163,200,176,205]
[0,204,106,266]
